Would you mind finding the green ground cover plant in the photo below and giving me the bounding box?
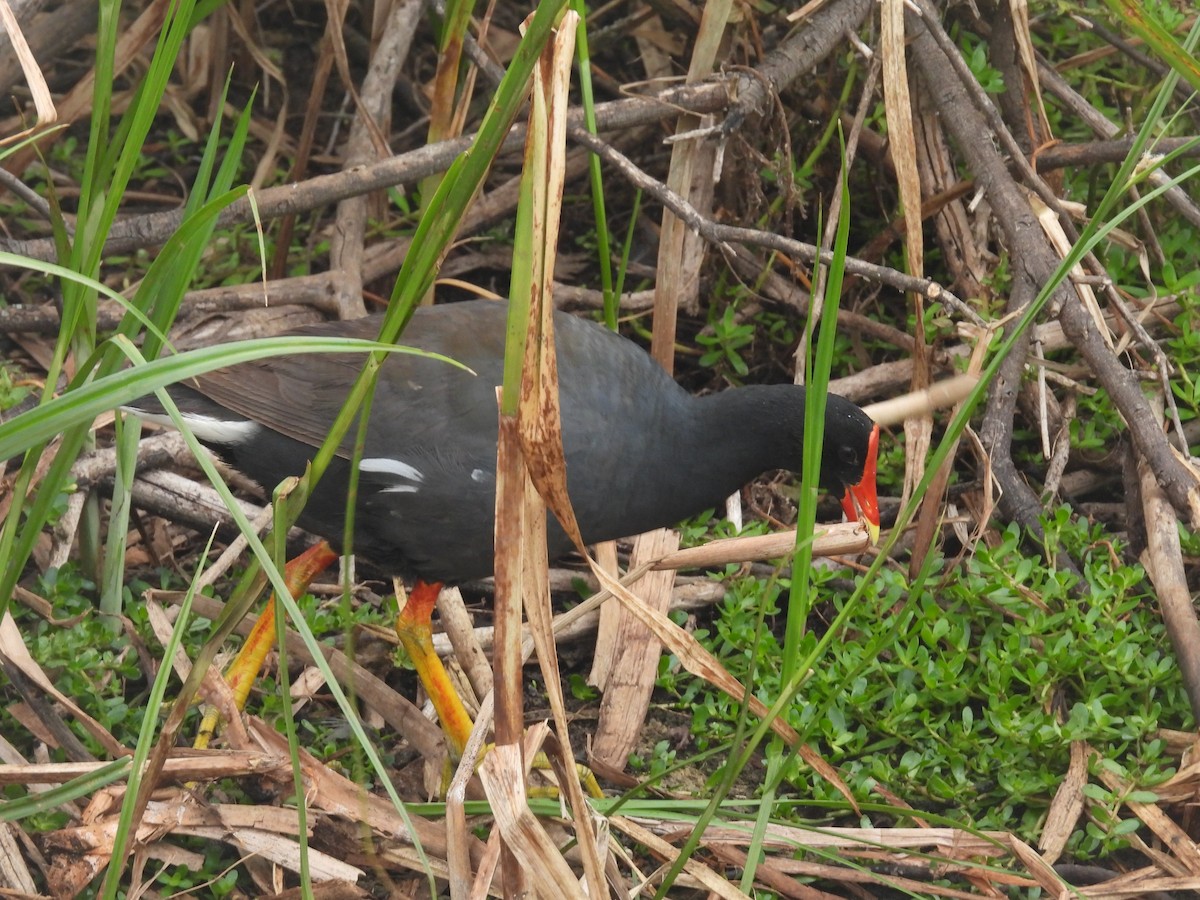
[0,0,1198,896]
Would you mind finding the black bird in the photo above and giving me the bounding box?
[128,298,880,757]
[128,299,880,581]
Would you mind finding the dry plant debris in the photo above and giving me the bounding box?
[0,0,1199,896]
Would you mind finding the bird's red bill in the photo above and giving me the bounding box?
[841,423,880,544]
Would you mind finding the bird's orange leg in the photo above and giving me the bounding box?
[395,582,603,798]
[394,580,474,759]
[194,541,339,749]
[194,555,602,797]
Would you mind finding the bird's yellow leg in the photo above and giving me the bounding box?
[194,541,340,749]
[394,580,474,759]
[395,581,602,799]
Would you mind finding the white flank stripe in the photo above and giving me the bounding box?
[359,457,425,483]
[379,484,420,494]
[124,409,260,445]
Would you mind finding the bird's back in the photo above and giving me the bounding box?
[185,301,693,580]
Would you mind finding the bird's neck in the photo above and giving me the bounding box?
[560,383,809,545]
[677,384,806,493]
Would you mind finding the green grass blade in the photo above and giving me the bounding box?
[1103,0,1200,95]
[784,138,851,681]
[104,532,219,894]
[570,1,616,329]
[0,759,132,822]
[0,338,457,461]
[0,338,458,620]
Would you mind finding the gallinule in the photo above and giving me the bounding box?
[129,299,880,753]
[133,299,879,574]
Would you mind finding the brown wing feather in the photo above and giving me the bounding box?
[189,316,386,453]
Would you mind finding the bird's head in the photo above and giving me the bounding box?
[820,397,881,544]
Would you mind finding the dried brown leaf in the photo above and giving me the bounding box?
[1038,740,1088,864]
[478,741,585,900]
[1095,750,1200,876]
[0,0,55,138]
[610,815,752,900]
[590,527,679,771]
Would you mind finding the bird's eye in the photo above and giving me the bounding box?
[838,446,859,467]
